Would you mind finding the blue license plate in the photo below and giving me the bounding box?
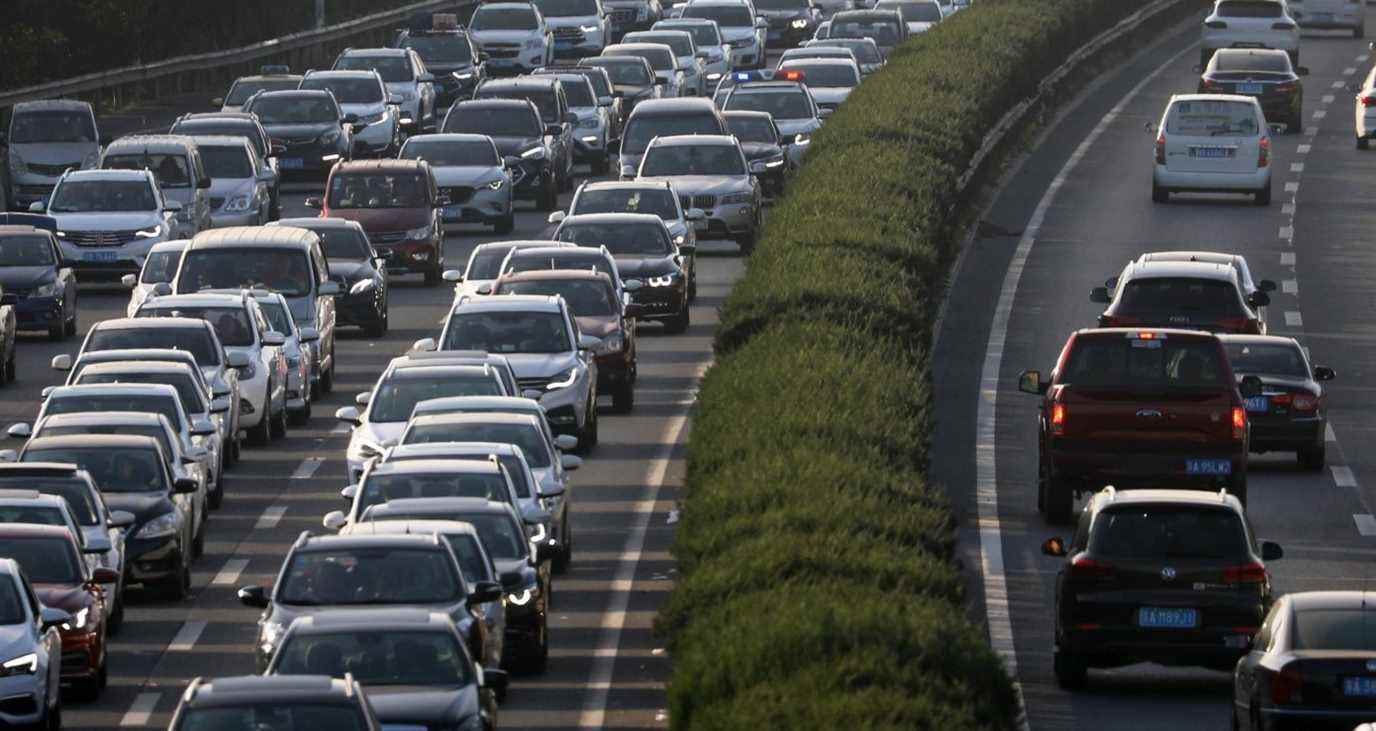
[1186,458,1232,475]
[279,158,304,170]
[1193,147,1232,159]
[1138,607,1198,629]
[1245,395,1269,413]
[1344,677,1376,697]
[83,251,118,262]
[1237,83,1264,94]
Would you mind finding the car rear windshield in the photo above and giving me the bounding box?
[178,705,368,731]
[85,326,220,366]
[1213,52,1291,73]
[0,478,100,526]
[610,47,675,72]
[402,138,500,167]
[725,89,813,120]
[404,422,552,468]
[659,22,721,46]
[258,299,294,336]
[561,79,596,107]
[224,78,300,106]
[632,34,694,57]
[726,116,777,143]
[174,248,314,298]
[249,95,339,124]
[328,173,430,209]
[1117,277,1245,318]
[683,5,753,27]
[315,229,371,261]
[1292,609,1376,651]
[478,88,558,123]
[49,180,157,213]
[0,235,54,267]
[574,187,678,220]
[370,373,505,422]
[277,547,463,605]
[575,70,613,98]
[824,39,882,64]
[623,113,724,154]
[1063,336,1230,390]
[199,145,254,179]
[830,17,901,44]
[46,393,183,430]
[139,304,258,346]
[640,143,745,176]
[39,424,174,464]
[0,506,67,530]
[586,58,655,86]
[756,0,809,9]
[1166,99,1259,136]
[556,220,674,254]
[466,245,519,280]
[23,446,168,494]
[359,472,510,512]
[1224,342,1308,379]
[444,534,493,585]
[103,153,192,189]
[383,512,526,559]
[1217,0,1283,18]
[443,311,570,354]
[300,77,384,104]
[0,537,81,584]
[9,110,96,144]
[444,105,542,137]
[75,371,203,414]
[0,580,23,625]
[472,6,539,30]
[785,63,858,87]
[334,55,414,83]
[497,278,618,317]
[140,250,183,284]
[1089,506,1249,560]
[274,630,472,686]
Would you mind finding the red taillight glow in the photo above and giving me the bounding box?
[779,69,806,82]
[1274,82,1297,94]
[1155,134,1166,165]
[1137,331,1156,339]
[1051,403,1067,436]
[1362,96,1376,107]
[1232,407,1247,441]
[1068,556,1114,579]
[1292,393,1319,411]
[1200,79,1224,93]
[1258,137,1270,168]
[1272,665,1303,705]
[1223,562,1267,585]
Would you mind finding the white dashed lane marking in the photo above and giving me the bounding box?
[120,693,160,727]
[1333,80,1347,89]
[1355,515,1376,537]
[290,457,324,479]
[1291,162,1305,172]
[1285,182,1300,193]
[1280,225,1294,240]
[1306,125,1320,136]
[169,620,208,651]
[1285,311,1303,327]
[1282,279,1298,294]
[1298,143,1312,154]
[1314,110,1328,119]
[1334,465,1359,488]
[254,505,288,529]
[1281,252,1296,266]
[1345,67,1358,76]
[211,558,249,587]
[1323,94,1336,104]
[1283,203,1296,214]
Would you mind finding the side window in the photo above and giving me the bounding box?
[311,244,329,285]
[20,575,40,621]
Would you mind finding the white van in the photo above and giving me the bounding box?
[1151,94,1272,206]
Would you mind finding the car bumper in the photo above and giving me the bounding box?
[1060,624,1251,669]
[57,629,99,682]
[275,145,345,176]
[538,385,583,430]
[0,680,46,727]
[336,291,385,328]
[126,534,183,584]
[483,55,549,75]
[1250,414,1324,451]
[1153,166,1271,193]
[441,187,511,224]
[11,296,63,330]
[375,240,441,274]
[552,36,606,58]
[287,366,308,409]
[702,202,756,238]
[210,210,262,228]
[1048,442,1247,488]
[1257,706,1376,731]
[239,371,271,428]
[56,240,158,279]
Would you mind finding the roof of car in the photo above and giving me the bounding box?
[405,133,495,146]
[0,463,85,478]
[781,57,858,68]
[77,360,197,377]
[1169,93,1259,105]
[495,269,615,286]
[366,497,513,517]
[0,523,74,540]
[722,110,774,122]
[188,226,320,250]
[183,675,357,707]
[294,531,444,552]
[656,17,719,24]
[452,294,565,313]
[577,179,673,192]
[93,316,210,331]
[834,9,901,18]
[560,212,666,225]
[474,239,568,251]
[0,491,65,507]
[49,382,181,399]
[388,442,524,459]
[1283,591,1376,612]
[477,2,539,9]
[1214,334,1302,348]
[366,458,502,476]
[479,76,559,91]
[139,292,247,308]
[606,42,677,53]
[287,608,449,633]
[13,100,92,113]
[338,47,410,58]
[253,89,335,100]
[39,411,170,428]
[1136,251,1241,266]
[1073,327,1221,341]
[407,412,540,429]
[630,97,718,115]
[1125,260,1235,281]
[148,240,190,253]
[648,133,737,147]
[304,69,381,80]
[61,169,154,183]
[734,81,807,92]
[103,134,198,151]
[386,363,493,379]
[177,112,261,123]
[410,395,542,413]
[505,246,607,260]
[333,159,429,174]
[74,348,200,367]
[345,519,482,539]
[270,217,364,231]
[1091,487,1244,511]
[186,135,255,150]
[451,98,540,112]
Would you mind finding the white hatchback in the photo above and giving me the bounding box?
[1355,63,1376,148]
[1201,0,1300,69]
[1151,94,1272,205]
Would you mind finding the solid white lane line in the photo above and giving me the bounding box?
[169,620,208,651]
[1323,94,1336,104]
[1279,225,1294,240]
[1291,162,1305,172]
[1285,311,1303,327]
[1282,279,1298,294]
[1345,67,1358,76]
[1334,466,1358,488]
[1355,514,1376,536]
[1297,143,1312,154]
[1281,252,1296,266]
[254,505,288,530]
[291,457,324,479]
[576,362,707,730]
[1285,182,1300,193]
[120,692,160,726]
[211,559,249,586]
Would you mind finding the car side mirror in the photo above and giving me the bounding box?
[191,418,217,436]
[237,585,270,608]
[755,18,768,27]
[578,334,601,351]
[226,351,251,368]
[1297,66,1310,76]
[355,392,371,406]
[304,197,323,209]
[323,510,347,531]
[624,302,644,319]
[468,580,503,605]
[108,510,136,529]
[39,606,71,631]
[27,202,46,213]
[1248,291,1271,307]
[335,406,362,426]
[173,477,198,494]
[120,274,138,289]
[197,176,212,190]
[298,326,319,342]
[418,72,436,83]
[262,331,286,346]
[548,210,566,225]
[1257,279,1277,292]
[1313,365,1336,382]
[499,571,524,591]
[210,97,226,107]
[1261,541,1284,561]
[5,423,31,440]
[50,354,72,372]
[1041,537,1066,557]
[40,387,53,400]
[1017,370,1046,395]
[1089,286,1111,304]
[256,169,277,182]
[341,484,359,501]
[685,207,706,221]
[545,124,564,136]
[412,337,437,352]
[1239,375,1264,399]
[559,454,582,472]
[554,434,579,451]
[318,281,340,296]
[442,269,463,283]
[210,395,232,413]
[90,567,120,584]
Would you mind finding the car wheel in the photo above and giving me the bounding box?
[688,272,697,302]
[494,211,515,235]
[4,348,15,384]
[554,512,572,573]
[47,321,63,341]
[109,588,125,635]
[73,649,106,701]
[1053,650,1088,690]
[192,517,206,558]
[612,378,634,414]
[289,398,312,426]
[1254,183,1271,206]
[424,264,442,286]
[1151,182,1168,203]
[43,700,60,731]
[227,434,242,467]
[208,464,224,510]
[734,230,756,256]
[1359,136,1370,150]
[247,409,272,446]
[65,307,77,336]
[1298,443,1326,471]
[578,399,599,454]
[270,396,288,439]
[663,302,690,334]
[321,352,335,393]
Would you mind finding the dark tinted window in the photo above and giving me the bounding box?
[140,249,183,284]
[248,95,338,124]
[830,17,901,44]
[400,138,499,167]
[10,111,96,144]
[444,105,542,137]
[497,279,618,316]
[0,537,82,583]
[139,304,258,347]
[74,371,203,414]
[561,79,596,107]
[257,300,294,336]
[783,63,858,87]
[656,22,721,46]
[1213,51,1291,73]
[179,705,367,731]
[725,89,813,119]
[1118,277,1245,318]
[471,6,540,30]
[172,120,265,157]
[640,143,745,176]
[683,5,753,27]
[443,534,494,585]
[556,221,673,254]
[466,246,519,280]
[334,55,414,83]
[300,76,385,104]
[1089,506,1249,560]
[274,630,472,686]
[824,39,882,64]
[0,479,101,526]
[370,373,505,422]
[401,35,474,64]
[442,311,571,354]
[477,88,558,123]
[49,180,157,213]
[39,424,174,464]
[277,547,463,605]
[573,188,678,220]
[327,173,430,210]
[403,422,552,468]
[0,506,67,529]
[359,472,510,513]
[224,78,300,105]
[0,235,55,267]
[174,249,314,298]
[585,58,655,85]
[726,116,777,143]
[103,153,192,188]
[46,393,182,430]
[607,47,674,72]
[630,34,694,57]
[1217,0,1284,17]
[199,145,254,178]
[877,1,941,22]
[0,579,24,625]
[1292,609,1376,651]
[1224,342,1308,379]
[315,229,371,261]
[536,0,599,15]
[1062,337,1229,390]
[387,512,526,559]
[85,326,220,366]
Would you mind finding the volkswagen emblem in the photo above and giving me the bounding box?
[1160,566,1177,581]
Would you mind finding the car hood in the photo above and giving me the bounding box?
[358,421,407,449]
[328,260,375,281]
[0,624,36,662]
[366,685,481,726]
[719,26,757,42]
[425,61,477,75]
[327,207,431,233]
[546,14,599,27]
[505,352,577,379]
[338,102,387,118]
[774,118,820,135]
[739,141,783,160]
[637,174,748,196]
[261,122,336,140]
[34,583,88,614]
[489,136,545,158]
[761,9,810,19]
[614,83,656,99]
[14,142,97,167]
[50,211,163,231]
[101,490,176,529]
[575,314,619,338]
[433,166,506,187]
[472,29,542,44]
[809,87,851,104]
[208,178,255,200]
[0,266,56,290]
[614,254,679,278]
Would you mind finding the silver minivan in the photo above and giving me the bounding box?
[1151,94,1272,206]
[2,100,101,212]
[100,135,213,238]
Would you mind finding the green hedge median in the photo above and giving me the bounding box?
[661,1,1179,727]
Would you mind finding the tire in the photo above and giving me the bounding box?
[523,623,550,674]
[192,517,206,558]
[494,211,515,235]
[611,378,634,414]
[663,303,690,334]
[577,398,599,454]
[1298,442,1326,471]
[47,320,64,341]
[1254,183,1271,206]
[43,700,60,731]
[1152,183,1168,203]
[1287,112,1302,135]
[1054,650,1088,690]
[270,396,288,439]
[735,230,756,256]
[688,272,697,302]
[537,175,559,211]
[321,352,335,394]
[227,435,241,467]
[208,465,224,510]
[109,589,124,635]
[1360,136,1371,150]
[4,348,15,384]
[247,409,272,446]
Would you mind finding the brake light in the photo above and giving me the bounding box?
[1363,96,1376,107]
[1155,134,1166,164]
[1272,665,1303,705]
[1137,331,1156,340]
[1068,555,1114,579]
[1223,562,1267,584]
[1274,82,1297,94]
[1258,137,1270,168]
[779,69,806,82]
[1232,406,1247,441]
[1051,403,1066,436]
[1292,393,1319,411]
[1205,20,1227,28]
[1200,79,1224,93]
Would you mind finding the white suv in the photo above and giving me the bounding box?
[469,2,555,74]
[1201,0,1300,69]
[1151,94,1272,205]
[32,169,178,281]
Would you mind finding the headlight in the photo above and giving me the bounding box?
[134,224,163,239]
[359,111,387,125]
[349,278,377,295]
[765,154,785,168]
[224,194,253,212]
[647,272,680,287]
[260,620,286,654]
[33,280,61,297]
[406,225,432,241]
[580,23,600,32]
[673,234,685,245]
[521,146,547,160]
[134,511,179,540]
[794,133,812,146]
[0,653,37,677]
[706,72,723,81]
[453,70,476,81]
[524,38,544,49]
[594,331,625,354]
[720,191,753,204]
[791,18,809,28]
[318,130,341,145]
[486,179,504,190]
[61,607,90,631]
[578,117,600,129]
[546,367,578,390]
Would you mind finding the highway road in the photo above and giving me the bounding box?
[7,79,756,729]
[935,13,1376,731]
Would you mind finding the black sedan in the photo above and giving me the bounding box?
[0,225,76,340]
[271,218,389,337]
[724,110,790,197]
[1199,48,1306,134]
[1219,334,1333,470]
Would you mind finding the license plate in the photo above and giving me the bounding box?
[1344,677,1376,697]
[1138,607,1199,629]
[1186,458,1232,475]
[1245,395,1269,413]
[83,251,118,262]
[1191,147,1233,159]
[1237,83,1264,94]
[280,158,304,170]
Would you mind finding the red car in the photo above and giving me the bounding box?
[0,524,118,698]
[1091,259,1268,334]
[1018,328,1262,523]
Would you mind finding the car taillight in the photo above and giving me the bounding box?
[1200,79,1224,93]
[1272,665,1304,705]
[1258,137,1270,168]
[1292,393,1319,411]
[1205,20,1227,28]
[1275,82,1297,94]
[1051,402,1066,436]
[1272,21,1296,30]
[1270,393,1291,406]
[1224,562,1267,584]
[1232,406,1247,440]
[1069,555,1114,579]
[1155,134,1166,164]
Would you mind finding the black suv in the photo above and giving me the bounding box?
[242,90,364,179]
[473,76,576,192]
[443,98,563,210]
[1041,487,1283,690]
[396,27,487,109]
[170,675,381,730]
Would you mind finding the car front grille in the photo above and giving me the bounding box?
[482,43,521,58]
[64,229,142,247]
[27,162,79,176]
[729,38,754,48]
[371,230,407,245]
[518,376,553,392]
[444,186,476,204]
[553,26,586,40]
[680,194,716,210]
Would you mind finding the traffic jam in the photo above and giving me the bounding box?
[0,0,942,728]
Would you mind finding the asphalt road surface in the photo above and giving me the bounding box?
[935,13,1376,731]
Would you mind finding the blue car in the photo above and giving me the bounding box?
[0,225,75,340]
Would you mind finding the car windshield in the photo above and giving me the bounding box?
[335,56,414,83]
[1089,506,1249,559]
[684,5,753,27]
[85,327,220,366]
[609,47,674,72]
[825,39,881,63]
[0,235,55,267]
[472,7,539,30]
[573,70,613,98]
[784,63,858,87]
[443,534,493,585]
[0,506,67,530]
[1166,99,1258,136]
[498,279,618,316]
[315,229,371,260]
[359,472,511,513]
[1218,0,1283,18]
[175,248,314,298]
[75,372,204,414]
[328,173,430,210]
[22,447,167,493]
[172,121,263,156]
[574,188,678,220]
[1117,278,1245,318]
[274,630,472,687]
[623,114,723,153]
[49,180,157,213]
[39,425,174,463]
[633,34,693,57]
[178,705,368,731]
[140,250,183,284]
[640,143,745,176]
[103,153,192,189]
[0,479,101,526]
[466,246,520,280]
[443,311,570,354]
[1224,342,1308,379]
[659,23,720,46]
[1213,52,1291,73]
[403,422,552,468]
[830,18,900,44]
[477,89,558,123]
[249,95,339,124]
[277,547,463,605]
[0,580,24,625]
[9,111,96,144]
[46,393,182,430]
[224,78,300,106]
[388,512,527,559]
[726,116,777,143]
[756,0,809,8]
[537,0,598,15]
[444,105,542,137]
[556,221,673,254]
[0,537,81,584]
[1062,338,1230,390]
[725,89,813,119]
[370,374,505,422]
[878,1,942,22]
[506,252,606,277]
[139,304,257,347]
[300,77,385,104]
[1292,609,1376,651]
[587,59,654,85]
[402,35,474,64]
[561,80,596,107]
[401,139,499,167]
[257,300,295,336]
[200,146,255,179]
